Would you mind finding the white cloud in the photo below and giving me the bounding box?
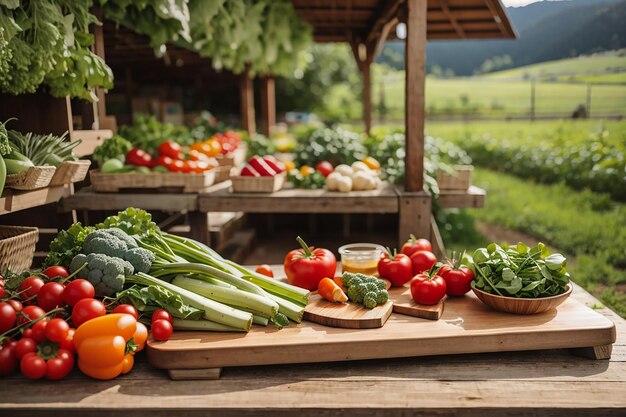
[501,0,547,6]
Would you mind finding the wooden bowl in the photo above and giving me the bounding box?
[471,283,573,314]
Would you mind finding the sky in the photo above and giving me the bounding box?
[501,0,555,6]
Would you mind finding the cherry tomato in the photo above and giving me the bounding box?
[255,264,274,278]
[20,352,47,379]
[42,266,69,279]
[134,322,148,352]
[170,159,185,172]
[45,349,74,380]
[154,155,174,169]
[0,302,17,333]
[63,279,95,307]
[37,282,66,311]
[151,309,173,324]
[19,276,45,301]
[151,319,173,341]
[22,328,33,339]
[410,273,447,306]
[0,286,5,298]
[158,141,182,159]
[45,318,70,343]
[377,250,414,287]
[410,250,438,275]
[17,305,45,325]
[31,318,49,343]
[112,304,139,320]
[71,298,106,327]
[59,328,75,353]
[14,337,37,360]
[7,299,23,313]
[0,343,18,376]
[126,148,153,167]
[401,236,433,257]
[315,161,334,177]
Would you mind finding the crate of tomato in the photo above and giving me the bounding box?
[91,140,219,193]
[231,155,286,193]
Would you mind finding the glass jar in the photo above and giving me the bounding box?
[338,243,385,276]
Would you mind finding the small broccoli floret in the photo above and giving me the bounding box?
[121,259,134,276]
[365,282,378,293]
[347,285,360,301]
[376,290,389,304]
[124,247,155,273]
[69,253,127,296]
[341,272,357,287]
[349,276,363,287]
[363,292,378,309]
[375,279,387,291]
[83,230,126,259]
[106,228,138,249]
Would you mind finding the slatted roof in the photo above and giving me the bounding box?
[291,0,516,43]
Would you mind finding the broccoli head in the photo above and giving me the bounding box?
[69,253,129,296]
[124,247,155,273]
[363,292,378,309]
[105,227,138,249]
[83,229,127,259]
[376,290,389,304]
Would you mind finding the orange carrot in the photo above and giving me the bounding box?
[318,277,348,303]
[333,276,347,292]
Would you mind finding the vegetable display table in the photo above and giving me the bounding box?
[1,280,624,417]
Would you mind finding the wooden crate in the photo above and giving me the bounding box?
[437,165,473,190]
[5,166,56,190]
[216,145,247,168]
[213,166,231,184]
[231,172,286,193]
[90,169,216,193]
[49,160,91,186]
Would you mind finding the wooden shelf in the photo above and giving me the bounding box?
[0,186,71,216]
[71,129,114,157]
[59,187,198,212]
[438,185,486,209]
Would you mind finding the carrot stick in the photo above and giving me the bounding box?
[318,277,348,303]
[333,276,347,292]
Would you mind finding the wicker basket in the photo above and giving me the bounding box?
[90,169,216,193]
[231,171,286,193]
[0,226,39,272]
[5,166,56,190]
[50,160,92,186]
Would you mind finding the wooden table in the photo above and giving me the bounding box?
[1,283,624,417]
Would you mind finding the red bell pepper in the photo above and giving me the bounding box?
[126,148,153,167]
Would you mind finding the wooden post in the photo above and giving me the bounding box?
[363,61,372,135]
[259,77,276,136]
[404,0,427,192]
[91,6,116,131]
[239,71,256,135]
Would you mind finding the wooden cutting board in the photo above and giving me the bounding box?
[147,293,616,375]
[303,294,393,329]
[388,285,445,320]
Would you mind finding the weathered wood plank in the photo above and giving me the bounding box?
[59,188,198,212]
[438,185,486,208]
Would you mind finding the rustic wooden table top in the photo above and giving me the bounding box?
[1,278,624,417]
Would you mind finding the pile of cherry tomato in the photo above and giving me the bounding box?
[0,267,174,380]
[376,236,475,305]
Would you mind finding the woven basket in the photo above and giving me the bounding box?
[90,169,216,193]
[0,226,39,272]
[5,166,56,190]
[231,171,286,193]
[50,160,92,186]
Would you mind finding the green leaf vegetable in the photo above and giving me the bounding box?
[0,118,12,195]
[8,130,80,166]
[115,284,204,320]
[92,134,132,167]
[119,114,193,152]
[470,242,570,298]
[43,222,95,269]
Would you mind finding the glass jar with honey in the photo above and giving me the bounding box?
[338,243,384,276]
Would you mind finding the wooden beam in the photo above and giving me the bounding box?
[239,71,256,135]
[437,0,465,37]
[363,61,372,134]
[404,0,427,192]
[366,0,404,45]
[373,17,399,59]
[259,77,276,137]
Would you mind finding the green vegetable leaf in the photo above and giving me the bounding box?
[44,222,95,269]
[115,284,203,320]
[545,253,566,270]
[502,267,516,281]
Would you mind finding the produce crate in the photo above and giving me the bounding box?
[213,166,231,184]
[90,169,216,193]
[230,171,286,193]
[0,225,38,272]
[437,165,473,190]
[5,166,56,190]
[49,160,91,186]
[216,145,247,168]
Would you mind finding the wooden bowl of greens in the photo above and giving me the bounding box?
[470,242,572,315]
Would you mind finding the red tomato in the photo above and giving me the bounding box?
[255,264,274,278]
[410,273,447,305]
[284,237,337,291]
[151,309,173,324]
[315,161,334,177]
[401,235,432,257]
[42,266,69,279]
[170,159,186,172]
[0,286,5,298]
[112,304,139,320]
[0,302,17,333]
[31,318,49,343]
[59,328,75,353]
[17,305,45,325]
[14,337,37,360]
[37,282,66,311]
[19,276,45,301]
[45,318,70,343]
[377,250,413,287]
[45,349,74,380]
[438,263,475,296]
[410,250,438,275]
[7,299,22,312]
[63,279,95,307]
[151,319,173,341]
[185,160,199,173]
[126,148,153,167]
[22,328,33,339]
[189,149,210,162]
[154,155,174,169]
[158,141,182,159]
[71,298,106,327]
[20,352,46,379]
[134,322,148,352]
[0,343,18,376]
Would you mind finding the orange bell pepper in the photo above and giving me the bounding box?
[203,138,222,157]
[73,314,138,380]
[318,277,348,303]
